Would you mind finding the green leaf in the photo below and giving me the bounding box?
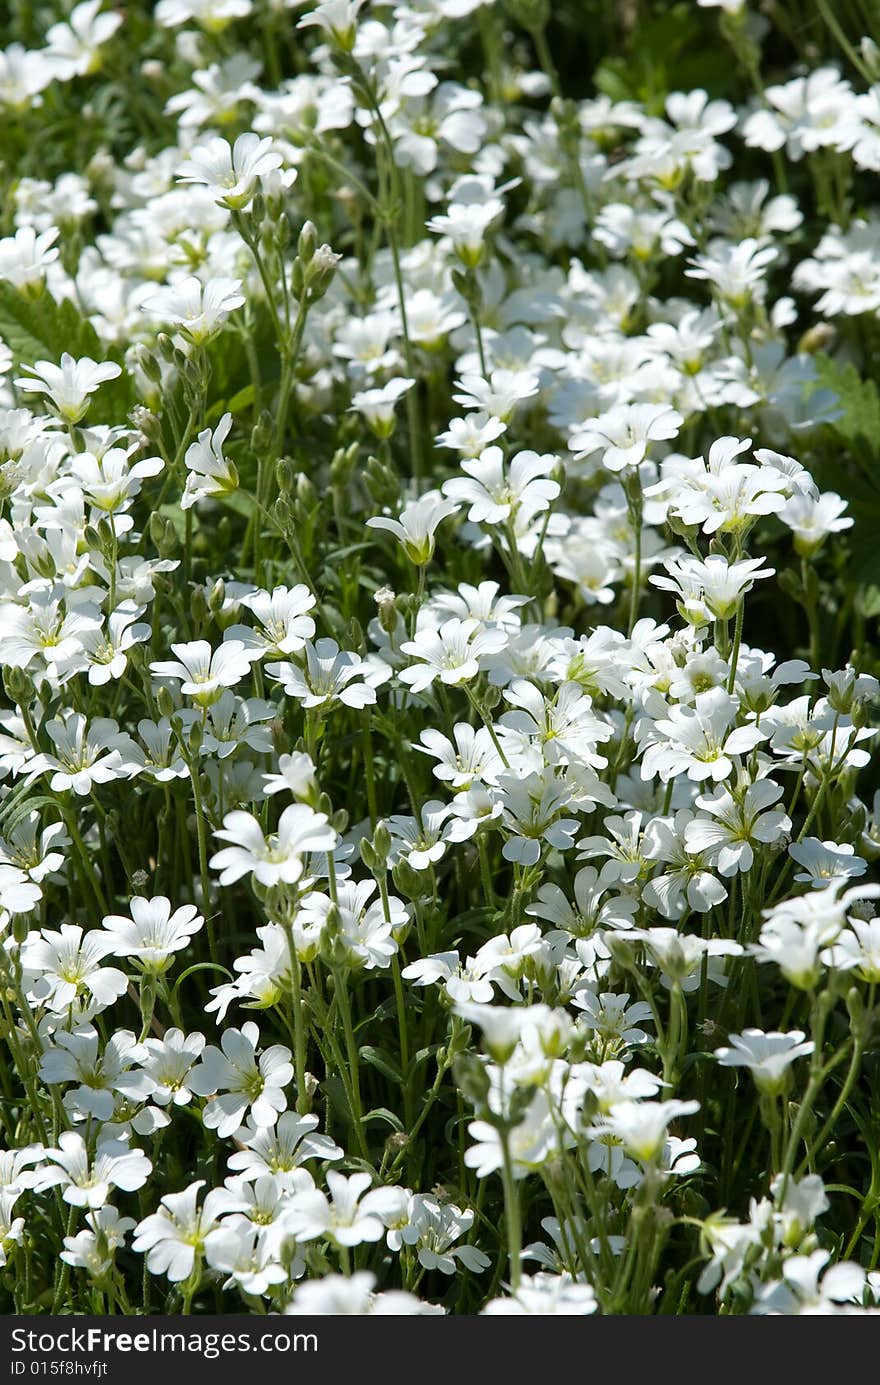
[0,790,59,834]
[158,502,187,540]
[359,1044,402,1086]
[0,284,103,363]
[205,382,256,425]
[855,583,880,617]
[360,1106,404,1132]
[813,353,880,451]
[412,1045,440,1071]
[0,284,134,418]
[592,4,733,108]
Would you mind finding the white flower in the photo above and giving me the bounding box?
[61,1206,135,1277]
[386,801,453,872]
[287,1171,390,1247]
[652,554,775,623]
[626,928,741,991]
[297,0,365,50]
[142,276,245,344]
[0,863,41,916]
[443,448,560,525]
[715,1029,814,1094]
[155,0,252,28]
[416,724,503,788]
[189,1021,294,1136]
[350,377,415,439]
[269,638,378,709]
[496,769,580,866]
[177,132,283,210]
[227,1111,343,1186]
[38,1030,152,1120]
[367,491,459,565]
[592,1098,699,1164]
[0,1189,25,1267]
[44,1,123,78]
[139,1029,206,1107]
[37,1132,151,1209]
[399,617,507,693]
[482,1272,598,1315]
[210,803,337,887]
[387,1193,489,1275]
[226,585,316,658]
[527,865,637,939]
[500,679,613,768]
[436,412,507,457]
[284,1270,438,1315]
[181,413,239,509]
[22,924,128,1013]
[573,998,653,1053]
[686,238,777,307]
[641,687,767,783]
[752,1250,866,1315]
[298,879,400,969]
[133,1181,224,1283]
[571,403,683,472]
[262,751,317,799]
[642,811,729,918]
[427,197,505,267]
[788,838,867,889]
[150,639,260,706]
[454,1000,558,1064]
[15,354,121,423]
[0,226,59,294]
[402,949,495,1004]
[99,897,204,973]
[453,368,540,421]
[826,917,880,984]
[684,781,791,875]
[753,914,834,991]
[779,491,853,555]
[75,603,151,686]
[204,1221,290,1297]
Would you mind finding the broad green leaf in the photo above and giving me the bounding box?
[813,353,880,450]
[0,284,102,363]
[359,1044,402,1085]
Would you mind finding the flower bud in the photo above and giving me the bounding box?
[298,220,317,265]
[156,686,175,719]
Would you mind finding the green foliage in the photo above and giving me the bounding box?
[592,4,737,108]
[0,284,134,416]
[0,284,103,363]
[813,352,880,453]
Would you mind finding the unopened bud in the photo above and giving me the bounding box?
[374,586,398,634]
[156,333,177,364]
[305,244,340,302]
[156,686,175,719]
[298,220,317,264]
[3,667,33,707]
[251,410,274,456]
[392,858,423,901]
[208,578,226,615]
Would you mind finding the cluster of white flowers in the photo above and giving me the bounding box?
[1,0,879,1320]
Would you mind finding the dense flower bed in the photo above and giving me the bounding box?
[1,0,880,1316]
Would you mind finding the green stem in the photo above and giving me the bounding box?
[332,968,368,1159]
[726,599,745,693]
